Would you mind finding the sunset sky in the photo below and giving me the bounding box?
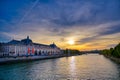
[0,0,120,50]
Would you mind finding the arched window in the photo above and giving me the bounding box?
[35,50,37,55]
[39,50,41,55]
[43,51,44,53]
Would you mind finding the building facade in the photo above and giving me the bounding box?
[0,36,61,57]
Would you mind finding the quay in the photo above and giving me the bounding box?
[0,55,64,64]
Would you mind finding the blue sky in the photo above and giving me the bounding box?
[0,0,120,50]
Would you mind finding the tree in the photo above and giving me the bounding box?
[112,43,120,58]
[101,43,120,58]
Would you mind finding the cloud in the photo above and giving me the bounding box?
[0,0,120,50]
[0,32,12,42]
[98,24,120,36]
[47,0,120,27]
[75,21,120,46]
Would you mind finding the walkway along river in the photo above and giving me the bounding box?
[0,54,120,80]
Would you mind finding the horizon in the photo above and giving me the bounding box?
[0,0,120,50]
[0,35,118,51]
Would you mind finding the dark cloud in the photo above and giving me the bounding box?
[99,24,120,36]
[75,36,97,45]
[1,0,120,30]
[48,28,71,36]
[48,0,120,27]
[76,26,120,45]
[78,36,96,43]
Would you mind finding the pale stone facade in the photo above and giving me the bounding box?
[0,36,61,57]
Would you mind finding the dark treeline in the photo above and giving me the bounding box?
[81,50,100,54]
[100,43,120,58]
[62,49,82,56]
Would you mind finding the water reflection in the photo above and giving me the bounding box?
[0,54,120,80]
[69,56,76,77]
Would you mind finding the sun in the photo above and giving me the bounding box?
[68,40,75,45]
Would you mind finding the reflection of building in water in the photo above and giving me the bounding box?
[0,36,61,57]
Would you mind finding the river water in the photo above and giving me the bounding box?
[0,54,120,80]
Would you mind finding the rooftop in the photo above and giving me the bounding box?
[2,36,58,48]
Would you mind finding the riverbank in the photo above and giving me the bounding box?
[104,55,120,63]
[0,55,64,64]
[0,54,82,65]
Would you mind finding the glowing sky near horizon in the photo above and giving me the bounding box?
[0,0,120,50]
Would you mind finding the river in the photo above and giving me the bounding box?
[0,54,120,80]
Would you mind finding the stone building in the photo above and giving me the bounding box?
[0,36,61,57]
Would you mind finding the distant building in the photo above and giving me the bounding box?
[0,36,61,57]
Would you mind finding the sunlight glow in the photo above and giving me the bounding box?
[68,40,75,45]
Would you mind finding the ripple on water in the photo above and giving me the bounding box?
[0,54,120,80]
